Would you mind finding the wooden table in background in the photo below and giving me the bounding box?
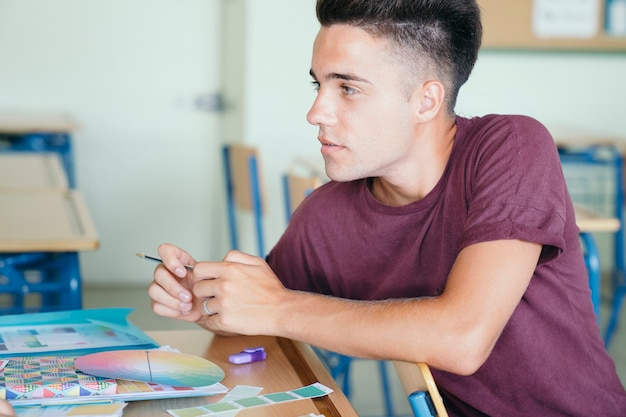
[0,111,78,134]
[575,205,620,234]
[0,152,97,312]
[122,330,359,417]
[0,153,98,252]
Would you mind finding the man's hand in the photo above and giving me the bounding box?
[148,243,200,321]
[190,250,289,336]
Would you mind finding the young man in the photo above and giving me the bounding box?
[148,0,626,415]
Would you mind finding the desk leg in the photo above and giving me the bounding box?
[580,232,601,325]
[46,252,82,310]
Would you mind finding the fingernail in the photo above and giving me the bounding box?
[175,267,186,277]
[179,292,191,302]
[180,301,192,314]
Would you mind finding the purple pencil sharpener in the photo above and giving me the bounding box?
[228,346,267,365]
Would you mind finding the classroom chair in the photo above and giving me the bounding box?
[222,144,265,257]
[282,172,323,223]
[282,171,396,417]
[558,144,626,347]
[394,361,448,417]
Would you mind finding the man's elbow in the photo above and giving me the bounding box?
[431,328,497,376]
[445,348,490,376]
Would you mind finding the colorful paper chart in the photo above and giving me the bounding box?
[74,350,224,388]
[0,356,116,400]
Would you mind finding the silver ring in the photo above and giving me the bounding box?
[202,298,215,316]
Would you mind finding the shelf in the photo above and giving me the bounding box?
[479,0,626,51]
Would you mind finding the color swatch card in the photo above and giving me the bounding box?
[167,383,333,416]
[0,355,116,400]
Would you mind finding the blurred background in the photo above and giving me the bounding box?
[1,1,625,415]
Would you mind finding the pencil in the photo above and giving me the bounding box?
[135,252,194,270]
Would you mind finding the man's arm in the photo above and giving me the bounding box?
[188,239,541,375]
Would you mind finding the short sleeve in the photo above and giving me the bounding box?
[459,116,568,262]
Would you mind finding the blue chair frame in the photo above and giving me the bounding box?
[604,150,625,347]
[395,361,448,417]
[558,144,625,346]
[314,348,396,416]
[579,232,602,322]
[281,173,319,224]
[0,252,82,314]
[223,144,265,257]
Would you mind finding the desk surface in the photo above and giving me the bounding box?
[0,153,98,252]
[0,191,99,252]
[575,205,620,233]
[0,153,68,191]
[122,330,358,417]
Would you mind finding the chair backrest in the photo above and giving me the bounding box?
[558,144,624,267]
[393,361,449,417]
[557,144,624,335]
[222,144,265,257]
[282,172,322,223]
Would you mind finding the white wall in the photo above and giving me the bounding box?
[1,0,625,287]
[0,0,225,286]
[460,52,626,140]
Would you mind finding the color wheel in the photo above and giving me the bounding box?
[74,349,225,387]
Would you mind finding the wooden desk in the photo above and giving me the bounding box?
[575,205,621,233]
[122,330,359,417]
[0,191,99,252]
[0,111,78,134]
[0,153,68,191]
[0,111,78,187]
[0,153,98,252]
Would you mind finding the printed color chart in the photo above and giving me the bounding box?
[0,356,116,400]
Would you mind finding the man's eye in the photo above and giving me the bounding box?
[342,85,357,95]
[311,81,320,91]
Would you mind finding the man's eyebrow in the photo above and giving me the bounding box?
[309,69,372,84]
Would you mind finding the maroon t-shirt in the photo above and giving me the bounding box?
[266,114,626,416]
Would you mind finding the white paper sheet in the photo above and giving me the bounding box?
[532,0,599,38]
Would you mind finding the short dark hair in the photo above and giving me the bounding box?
[316,0,482,114]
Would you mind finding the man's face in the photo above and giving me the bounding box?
[307,24,418,183]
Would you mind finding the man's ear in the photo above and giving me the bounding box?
[415,81,445,122]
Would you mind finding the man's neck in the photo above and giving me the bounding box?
[370,118,457,207]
